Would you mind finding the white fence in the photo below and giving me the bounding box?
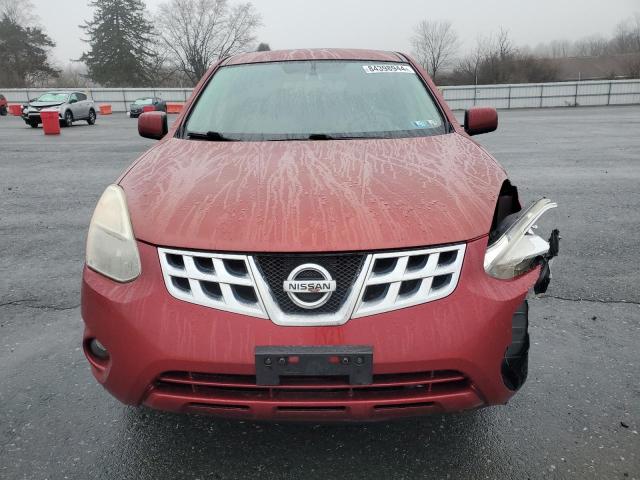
[441,79,640,110]
[2,88,192,113]
[2,79,640,112]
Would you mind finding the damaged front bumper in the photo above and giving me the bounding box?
[484,197,560,391]
[534,228,560,294]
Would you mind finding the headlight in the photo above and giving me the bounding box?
[484,198,557,279]
[86,185,141,282]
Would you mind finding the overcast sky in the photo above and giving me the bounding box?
[33,0,638,65]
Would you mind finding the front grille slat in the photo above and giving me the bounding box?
[156,370,469,402]
[151,369,478,417]
[158,370,466,391]
[158,248,268,318]
[352,244,466,318]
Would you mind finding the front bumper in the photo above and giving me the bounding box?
[22,111,62,122]
[81,238,540,421]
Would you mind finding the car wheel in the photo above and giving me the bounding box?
[87,109,96,125]
[28,120,39,128]
[62,110,73,127]
[0,106,7,116]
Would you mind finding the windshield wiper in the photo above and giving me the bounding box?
[308,133,336,140]
[307,133,384,140]
[186,131,239,142]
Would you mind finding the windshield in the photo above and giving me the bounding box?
[36,93,69,103]
[185,61,446,141]
[134,98,154,105]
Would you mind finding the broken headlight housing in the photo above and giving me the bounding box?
[484,198,557,280]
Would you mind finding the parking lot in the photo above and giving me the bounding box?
[1,106,639,479]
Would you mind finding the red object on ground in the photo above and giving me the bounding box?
[99,104,112,115]
[142,105,155,113]
[40,109,60,135]
[166,102,184,114]
[9,104,22,116]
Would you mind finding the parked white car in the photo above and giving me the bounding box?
[22,91,97,128]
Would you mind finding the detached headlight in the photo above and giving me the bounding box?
[484,198,557,279]
[86,185,141,282]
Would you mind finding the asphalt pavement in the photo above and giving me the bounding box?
[1,107,639,479]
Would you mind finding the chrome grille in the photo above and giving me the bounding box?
[158,244,465,325]
[352,244,466,318]
[158,248,267,318]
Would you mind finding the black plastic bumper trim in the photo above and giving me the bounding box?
[501,300,530,391]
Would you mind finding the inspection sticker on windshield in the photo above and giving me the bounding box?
[363,64,415,74]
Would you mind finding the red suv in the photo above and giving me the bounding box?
[82,49,559,421]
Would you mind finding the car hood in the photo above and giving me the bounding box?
[29,101,64,108]
[120,133,506,252]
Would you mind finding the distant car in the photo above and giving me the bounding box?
[129,97,166,118]
[22,91,96,128]
[0,94,7,116]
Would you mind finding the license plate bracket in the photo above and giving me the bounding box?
[255,345,373,386]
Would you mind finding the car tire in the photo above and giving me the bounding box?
[87,109,96,125]
[28,120,39,128]
[61,110,73,127]
[0,106,7,116]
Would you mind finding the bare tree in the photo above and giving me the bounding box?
[623,54,640,78]
[495,28,516,58]
[478,30,518,84]
[156,0,261,85]
[411,20,459,80]
[610,13,640,54]
[549,39,573,58]
[612,20,631,53]
[574,35,610,57]
[454,38,489,85]
[0,0,37,23]
[449,30,556,85]
[49,63,94,88]
[633,13,640,51]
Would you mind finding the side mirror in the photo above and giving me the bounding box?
[464,107,498,136]
[69,98,77,104]
[138,111,168,140]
